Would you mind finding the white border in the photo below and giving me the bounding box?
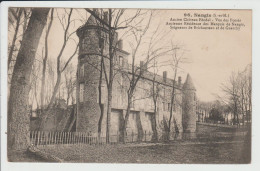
[1,1,260,171]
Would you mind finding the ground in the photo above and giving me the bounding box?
[8,123,251,163]
[38,138,250,163]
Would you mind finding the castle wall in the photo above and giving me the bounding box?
[76,16,196,139]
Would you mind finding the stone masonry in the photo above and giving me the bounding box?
[75,12,197,139]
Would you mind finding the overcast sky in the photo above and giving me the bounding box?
[45,9,251,102]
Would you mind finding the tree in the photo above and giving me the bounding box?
[165,43,187,140]
[64,63,76,106]
[150,61,161,142]
[220,64,252,126]
[120,11,173,142]
[8,8,50,151]
[85,8,142,142]
[38,8,79,129]
[40,8,54,110]
[209,108,224,123]
[8,8,31,69]
[8,8,23,68]
[8,8,31,91]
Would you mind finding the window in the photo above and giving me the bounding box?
[79,83,84,102]
[81,38,88,51]
[80,64,84,77]
[130,96,135,109]
[168,103,171,112]
[119,56,123,66]
[163,102,166,111]
[173,102,176,112]
[150,98,154,110]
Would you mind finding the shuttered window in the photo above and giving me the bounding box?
[79,83,84,102]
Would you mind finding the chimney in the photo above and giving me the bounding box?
[93,9,99,17]
[103,11,108,24]
[163,71,167,82]
[140,61,144,70]
[178,76,182,86]
[118,39,123,50]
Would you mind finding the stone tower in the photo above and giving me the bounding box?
[75,12,128,134]
[75,13,107,133]
[182,74,196,132]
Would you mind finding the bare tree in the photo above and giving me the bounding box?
[40,8,54,110]
[150,61,161,142]
[8,8,31,86]
[38,8,79,129]
[8,8,23,68]
[85,8,143,142]
[164,43,188,140]
[64,63,76,106]
[221,64,252,126]
[120,11,173,142]
[8,8,50,151]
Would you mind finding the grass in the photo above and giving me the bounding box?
[8,124,251,163]
[38,137,250,164]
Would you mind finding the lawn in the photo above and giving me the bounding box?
[38,138,250,164]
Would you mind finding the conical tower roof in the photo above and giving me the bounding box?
[183,74,196,90]
[86,14,99,26]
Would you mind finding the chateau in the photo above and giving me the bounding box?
[75,12,197,139]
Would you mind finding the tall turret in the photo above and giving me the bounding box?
[182,74,196,132]
[75,12,129,134]
[75,12,108,133]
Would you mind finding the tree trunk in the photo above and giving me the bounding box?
[41,8,54,110]
[168,78,176,140]
[39,72,62,130]
[122,98,131,143]
[98,57,104,136]
[106,87,112,143]
[8,8,50,151]
[151,104,158,142]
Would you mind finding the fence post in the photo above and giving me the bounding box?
[145,131,146,142]
[37,131,40,146]
[84,132,87,145]
[117,131,119,144]
[65,132,68,145]
[47,132,50,145]
[62,132,64,145]
[43,132,46,146]
[39,131,42,146]
[56,132,59,144]
[31,131,33,145]
[54,132,57,145]
[77,132,79,145]
[132,131,134,142]
[80,132,82,146]
[69,132,71,145]
[38,131,41,146]
[51,132,53,145]
[72,132,74,145]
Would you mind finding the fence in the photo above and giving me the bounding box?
[30,131,153,146]
[30,130,248,147]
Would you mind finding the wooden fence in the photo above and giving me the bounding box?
[30,130,248,147]
[30,131,153,146]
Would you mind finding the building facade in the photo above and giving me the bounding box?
[75,13,197,139]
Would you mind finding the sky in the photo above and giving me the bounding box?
[40,8,251,102]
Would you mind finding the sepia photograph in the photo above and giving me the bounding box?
[1,2,255,167]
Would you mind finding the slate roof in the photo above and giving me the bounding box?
[183,74,196,90]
